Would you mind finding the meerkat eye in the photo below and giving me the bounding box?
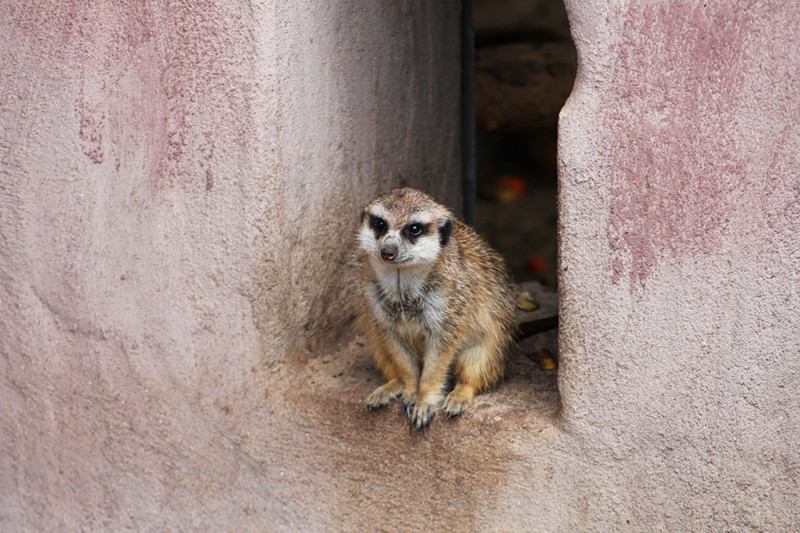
[369,215,387,236]
[404,223,428,240]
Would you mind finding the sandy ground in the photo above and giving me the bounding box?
[296,280,561,431]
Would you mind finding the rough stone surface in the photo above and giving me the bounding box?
[1,2,462,530]
[556,0,800,529]
[1,0,799,531]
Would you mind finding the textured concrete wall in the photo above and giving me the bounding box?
[0,1,459,529]
[556,0,800,529]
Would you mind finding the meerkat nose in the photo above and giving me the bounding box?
[380,245,398,262]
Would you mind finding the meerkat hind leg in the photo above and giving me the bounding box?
[442,383,476,417]
[443,337,504,417]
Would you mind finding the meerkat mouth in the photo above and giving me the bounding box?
[380,256,414,266]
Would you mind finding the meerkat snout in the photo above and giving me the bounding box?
[379,236,400,262]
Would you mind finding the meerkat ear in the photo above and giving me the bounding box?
[360,209,367,223]
[439,218,453,247]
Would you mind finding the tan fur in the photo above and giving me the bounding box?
[353,187,518,430]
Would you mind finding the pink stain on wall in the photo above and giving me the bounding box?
[58,1,256,191]
[605,3,749,287]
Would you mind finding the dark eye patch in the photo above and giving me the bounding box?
[439,219,453,247]
[403,222,429,242]
[369,215,387,237]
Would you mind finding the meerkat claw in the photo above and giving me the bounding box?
[409,401,436,433]
[410,411,434,433]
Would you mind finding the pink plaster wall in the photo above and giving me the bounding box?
[605,2,799,288]
[1,1,461,529]
[557,0,800,528]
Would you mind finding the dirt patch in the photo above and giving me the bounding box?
[268,282,561,529]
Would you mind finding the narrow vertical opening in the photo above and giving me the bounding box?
[461,0,477,226]
[470,0,577,417]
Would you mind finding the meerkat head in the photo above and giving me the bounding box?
[358,188,454,268]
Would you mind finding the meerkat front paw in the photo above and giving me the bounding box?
[365,379,405,410]
[399,389,418,418]
[410,398,439,432]
[401,400,414,418]
[442,384,475,417]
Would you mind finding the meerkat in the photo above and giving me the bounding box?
[353,187,518,431]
